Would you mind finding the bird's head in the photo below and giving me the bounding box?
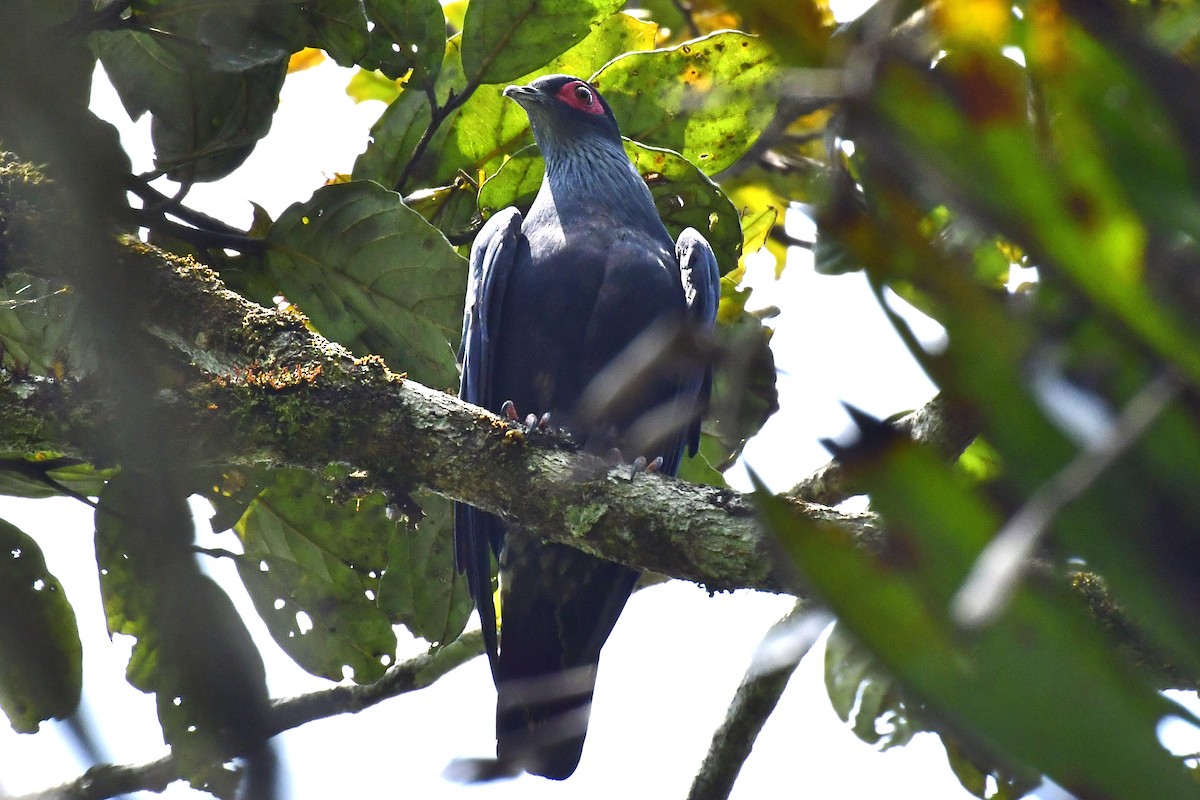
[504,75,622,154]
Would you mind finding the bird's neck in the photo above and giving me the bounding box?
[532,136,666,233]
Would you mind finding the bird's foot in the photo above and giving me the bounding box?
[500,400,553,434]
[606,448,664,481]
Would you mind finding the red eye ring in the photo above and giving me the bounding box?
[557,80,606,116]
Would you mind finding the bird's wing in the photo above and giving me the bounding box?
[459,207,523,410]
[456,206,523,674]
[675,227,721,459]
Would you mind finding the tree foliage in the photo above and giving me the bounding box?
[2,0,1200,798]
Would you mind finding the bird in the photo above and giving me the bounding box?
[454,73,720,780]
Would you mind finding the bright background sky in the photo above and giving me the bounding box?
[3,3,1161,798]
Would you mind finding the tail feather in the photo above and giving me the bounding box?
[496,666,597,779]
[494,539,639,779]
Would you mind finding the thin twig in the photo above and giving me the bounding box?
[392,79,482,194]
[670,0,701,38]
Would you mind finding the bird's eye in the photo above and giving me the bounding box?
[556,80,605,115]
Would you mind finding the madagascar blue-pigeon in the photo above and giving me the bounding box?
[455,74,720,780]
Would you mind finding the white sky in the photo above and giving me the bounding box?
[0,8,1031,798]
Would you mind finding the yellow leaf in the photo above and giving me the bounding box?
[346,68,406,105]
[288,47,326,73]
[934,0,1012,46]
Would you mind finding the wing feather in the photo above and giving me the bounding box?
[456,207,523,674]
[675,227,721,460]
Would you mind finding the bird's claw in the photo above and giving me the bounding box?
[617,453,664,481]
[500,401,554,434]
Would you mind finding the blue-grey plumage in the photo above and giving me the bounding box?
[455,74,719,780]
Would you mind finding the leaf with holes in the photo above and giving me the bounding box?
[593,31,779,175]
[377,491,472,646]
[234,470,397,683]
[362,0,446,83]
[0,520,81,733]
[266,180,467,388]
[460,0,624,84]
[360,12,657,194]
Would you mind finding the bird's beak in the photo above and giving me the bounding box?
[503,84,541,104]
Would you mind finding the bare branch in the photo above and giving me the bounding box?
[688,600,831,800]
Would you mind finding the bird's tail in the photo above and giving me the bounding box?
[494,541,640,779]
[496,663,599,779]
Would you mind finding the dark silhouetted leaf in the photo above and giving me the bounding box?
[91,28,287,182]
[0,455,111,501]
[0,519,81,733]
[362,0,446,83]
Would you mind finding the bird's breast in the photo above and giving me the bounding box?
[490,223,683,440]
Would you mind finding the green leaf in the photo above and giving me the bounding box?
[0,455,112,501]
[95,493,160,694]
[265,180,467,388]
[629,141,744,273]
[355,14,657,192]
[95,474,270,796]
[149,58,287,183]
[759,426,1200,800]
[593,31,779,174]
[206,469,470,665]
[89,30,183,122]
[346,68,404,105]
[377,491,472,646]
[273,0,370,66]
[0,275,77,377]
[91,29,287,182]
[0,520,81,733]
[460,0,625,84]
[362,0,446,83]
[352,74,438,187]
[476,145,544,216]
[204,467,273,533]
[676,431,731,487]
[233,471,468,679]
[873,51,1200,385]
[823,622,915,750]
[402,180,481,241]
[126,0,369,67]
